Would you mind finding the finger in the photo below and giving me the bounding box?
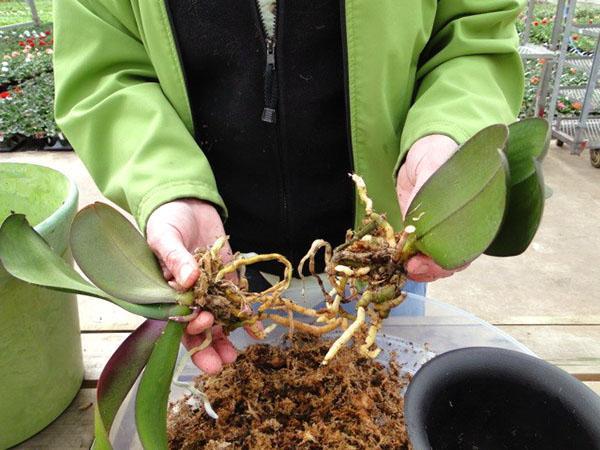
[183,333,223,375]
[186,311,215,335]
[159,260,174,280]
[211,326,237,364]
[396,164,415,218]
[218,240,239,283]
[406,254,457,282]
[404,165,441,218]
[148,224,199,289]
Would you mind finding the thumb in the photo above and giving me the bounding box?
[405,164,440,214]
[148,226,199,289]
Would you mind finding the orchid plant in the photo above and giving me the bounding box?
[0,119,549,449]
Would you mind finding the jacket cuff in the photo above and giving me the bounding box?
[134,180,228,233]
[394,120,472,178]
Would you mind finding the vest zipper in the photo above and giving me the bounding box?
[261,38,277,123]
[256,1,278,123]
[255,0,292,261]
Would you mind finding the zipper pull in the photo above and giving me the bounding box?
[262,38,277,123]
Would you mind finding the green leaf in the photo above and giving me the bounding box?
[406,124,509,269]
[93,320,167,450]
[0,214,188,320]
[70,203,180,305]
[486,118,549,256]
[136,320,184,449]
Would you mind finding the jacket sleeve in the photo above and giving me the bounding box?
[54,0,226,231]
[397,0,525,172]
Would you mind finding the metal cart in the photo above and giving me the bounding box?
[548,0,600,168]
[519,0,564,118]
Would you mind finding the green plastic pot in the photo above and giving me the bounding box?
[0,162,83,448]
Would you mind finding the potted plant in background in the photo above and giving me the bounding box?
[0,162,82,448]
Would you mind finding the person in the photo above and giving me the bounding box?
[54,0,525,374]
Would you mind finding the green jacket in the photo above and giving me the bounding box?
[54,0,524,232]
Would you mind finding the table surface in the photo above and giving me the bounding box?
[12,294,600,449]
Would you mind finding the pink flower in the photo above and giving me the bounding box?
[557,101,566,109]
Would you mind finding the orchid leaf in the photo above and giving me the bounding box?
[93,320,167,450]
[486,118,549,256]
[70,203,180,305]
[136,320,184,449]
[406,124,509,269]
[0,214,108,298]
[0,214,188,320]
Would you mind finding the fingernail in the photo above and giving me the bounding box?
[180,264,194,283]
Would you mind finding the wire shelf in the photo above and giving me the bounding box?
[573,26,600,37]
[564,57,594,72]
[558,86,600,109]
[518,44,558,59]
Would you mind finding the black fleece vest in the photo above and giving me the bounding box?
[165,0,354,274]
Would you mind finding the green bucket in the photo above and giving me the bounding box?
[0,162,83,448]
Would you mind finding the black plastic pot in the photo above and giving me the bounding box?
[0,134,26,152]
[404,347,600,450]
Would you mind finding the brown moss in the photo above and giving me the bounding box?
[168,334,411,450]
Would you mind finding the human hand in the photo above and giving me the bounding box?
[396,134,469,282]
[146,198,237,374]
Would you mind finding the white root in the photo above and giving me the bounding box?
[351,174,373,215]
[328,293,342,314]
[355,267,371,276]
[263,323,278,335]
[322,306,366,365]
[359,323,380,358]
[172,329,219,419]
[298,239,331,278]
[209,236,228,259]
[335,265,354,277]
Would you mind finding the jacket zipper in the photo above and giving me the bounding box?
[339,0,357,226]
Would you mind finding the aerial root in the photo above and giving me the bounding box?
[189,174,412,368]
[169,306,201,323]
[322,306,366,365]
[266,314,342,336]
[172,329,218,419]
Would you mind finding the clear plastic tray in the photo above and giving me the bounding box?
[109,292,533,449]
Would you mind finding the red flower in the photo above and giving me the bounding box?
[45,30,51,35]
[541,18,548,25]
[39,40,46,46]
[572,34,580,41]
[533,20,539,26]
[18,41,25,47]
[0,91,11,99]
[530,76,540,85]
